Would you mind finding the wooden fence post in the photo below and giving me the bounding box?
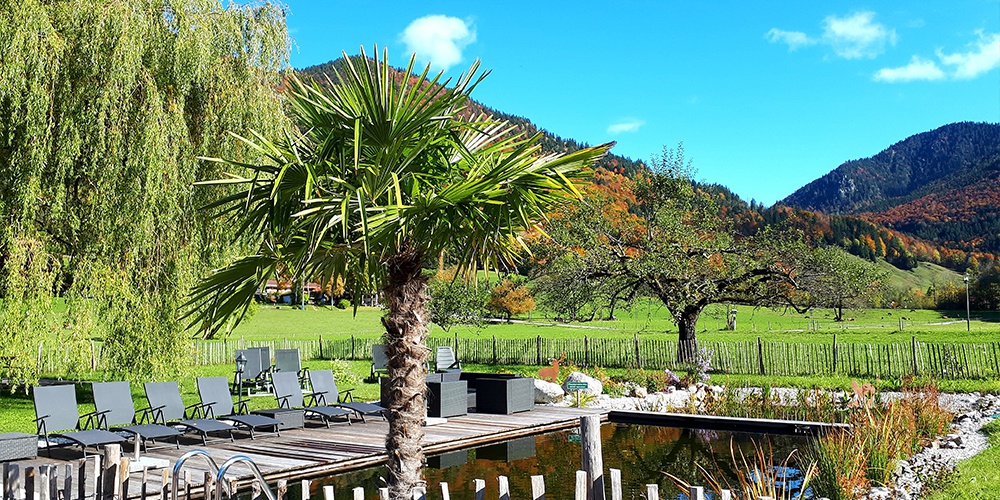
[277,479,287,500]
[352,486,364,500]
[608,469,622,500]
[584,336,590,367]
[580,415,605,500]
[832,334,838,373]
[102,445,121,500]
[474,479,486,500]
[497,476,509,500]
[536,336,542,366]
[530,475,545,500]
[440,482,451,500]
[644,484,658,500]
[301,479,311,500]
[574,471,587,500]
[757,337,765,375]
[633,335,641,369]
[912,336,919,376]
[322,485,335,500]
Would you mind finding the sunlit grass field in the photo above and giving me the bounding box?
[230,300,1000,344]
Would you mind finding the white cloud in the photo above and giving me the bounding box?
[937,31,1000,79]
[400,15,476,71]
[607,119,645,134]
[875,31,1000,83]
[821,11,897,59]
[873,56,945,82]
[765,28,816,51]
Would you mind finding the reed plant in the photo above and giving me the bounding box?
[667,438,817,500]
[809,378,953,498]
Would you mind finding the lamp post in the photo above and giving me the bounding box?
[964,273,970,332]
[235,352,247,398]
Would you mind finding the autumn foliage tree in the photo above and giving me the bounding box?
[541,145,810,355]
[488,278,536,322]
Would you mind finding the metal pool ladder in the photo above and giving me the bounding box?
[170,450,276,500]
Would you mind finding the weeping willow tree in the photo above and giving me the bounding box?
[0,0,290,388]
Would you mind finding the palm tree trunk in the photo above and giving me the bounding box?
[381,245,430,497]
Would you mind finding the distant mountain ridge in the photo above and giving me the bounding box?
[781,122,1000,214]
[780,122,1000,255]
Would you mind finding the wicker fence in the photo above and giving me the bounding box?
[36,334,999,380]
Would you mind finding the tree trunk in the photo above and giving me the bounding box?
[381,246,430,497]
[676,306,702,363]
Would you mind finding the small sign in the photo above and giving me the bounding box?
[568,434,581,443]
[566,382,589,390]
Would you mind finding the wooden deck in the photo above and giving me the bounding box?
[16,406,606,498]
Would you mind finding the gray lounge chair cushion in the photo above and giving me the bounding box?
[271,371,349,421]
[92,382,181,441]
[33,385,126,450]
[143,381,236,436]
[197,376,280,433]
[309,369,385,417]
[274,349,301,374]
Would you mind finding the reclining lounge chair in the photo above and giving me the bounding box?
[435,346,461,373]
[143,381,236,444]
[33,384,126,457]
[91,381,182,451]
[274,349,309,386]
[197,376,281,439]
[271,371,351,427]
[308,369,386,423]
[369,344,389,381]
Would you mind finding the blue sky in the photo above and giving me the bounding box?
[282,1,1000,206]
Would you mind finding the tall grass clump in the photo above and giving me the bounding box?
[667,438,817,500]
[810,378,953,499]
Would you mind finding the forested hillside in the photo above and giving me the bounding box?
[782,122,1000,214]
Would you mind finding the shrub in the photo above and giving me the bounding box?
[335,299,350,310]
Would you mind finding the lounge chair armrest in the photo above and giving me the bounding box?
[135,406,154,424]
[276,394,291,409]
[185,401,210,419]
[80,409,108,430]
[338,388,354,403]
[234,397,251,415]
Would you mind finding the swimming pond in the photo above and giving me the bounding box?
[306,423,815,500]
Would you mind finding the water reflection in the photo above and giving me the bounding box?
[313,424,813,500]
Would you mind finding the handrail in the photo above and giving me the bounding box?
[171,450,227,500]
[215,455,277,500]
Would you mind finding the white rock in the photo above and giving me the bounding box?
[534,379,565,403]
[562,371,602,396]
[631,386,648,398]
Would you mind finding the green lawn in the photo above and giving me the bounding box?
[924,419,1000,500]
[230,301,1000,344]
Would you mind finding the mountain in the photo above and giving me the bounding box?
[781,122,1000,255]
[295,59,645,177]
[781,122,1000,214]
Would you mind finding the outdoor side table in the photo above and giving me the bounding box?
[252,409,304,429]
[0,432,37,461]
[427,380,468,418]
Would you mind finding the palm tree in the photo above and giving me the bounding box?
[185,47,611,496]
